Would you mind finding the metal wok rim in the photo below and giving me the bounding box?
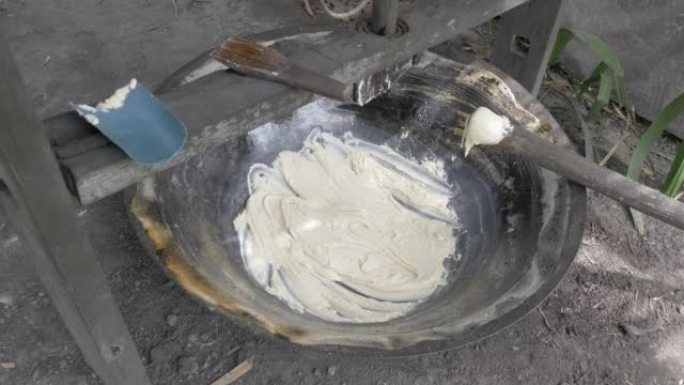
[129,27,588,356]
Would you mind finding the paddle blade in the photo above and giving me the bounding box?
[211,37,289,76]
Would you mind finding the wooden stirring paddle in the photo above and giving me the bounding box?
[465,106,684,231]
[211,37,355,103]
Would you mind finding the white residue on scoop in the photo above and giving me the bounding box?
[463,106,514,157]
[233,129,460,323]
[83,114,99,125]
[95,79,138,110]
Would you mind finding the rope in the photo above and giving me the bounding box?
[304,0,371,20]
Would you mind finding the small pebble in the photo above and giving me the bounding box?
[677,306,683,314]
[3,235,19,246]
[619,320,665,337]
[178,356,199,375]
[166,314,178,327]
[201,353,218,370]
[0,293,13,306]
[199,331,214,344]
[327,366,337,376]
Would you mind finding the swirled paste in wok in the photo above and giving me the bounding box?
[234,130,458,323]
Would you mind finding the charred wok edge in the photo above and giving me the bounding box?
[128,56,587,355]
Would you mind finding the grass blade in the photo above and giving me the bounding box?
[627,92,684,182]
[577,62,607,97]
[629,208,646,234]
[572,30,624,77]
[612,71,628,107]
[586,68,613,120]
[549,28,575,65]
[627,92,684,233]
[662,142,684,197]
[551,28,626,116]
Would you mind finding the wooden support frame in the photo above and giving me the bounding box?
[45,0,532,205]
[0,32,151,385]
[491,0,564,96]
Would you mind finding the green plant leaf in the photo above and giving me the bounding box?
[550,28,627,117]
[627,93,684,182]
[627,92,684,233]
[662,142,684,197]
[549,28,575,65]
[577,62,607,97]
[613,74,628,108]
[572,30,625,77]
[488,18,497,35]
[585,68,614,120]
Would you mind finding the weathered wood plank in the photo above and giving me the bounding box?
[491,0,564,96]
[0,31,151,385]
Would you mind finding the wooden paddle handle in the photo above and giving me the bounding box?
[211,38,354,103]
[499,128,684,231]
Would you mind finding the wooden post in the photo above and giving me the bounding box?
[371,0,398,36]
[0,31,151,385]
[491,0,564,96]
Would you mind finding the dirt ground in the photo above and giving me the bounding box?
[2,1,684,384]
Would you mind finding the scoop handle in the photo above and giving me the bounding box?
[500,128,684,231]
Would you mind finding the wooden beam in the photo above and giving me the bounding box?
[491,0,564,96]
[0,31,151,385]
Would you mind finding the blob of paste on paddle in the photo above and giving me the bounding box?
[234,130,458,323]
[463,106,514,156]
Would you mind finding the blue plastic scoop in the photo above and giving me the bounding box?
[72,79,187,165]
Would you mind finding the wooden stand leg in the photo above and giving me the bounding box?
[491,0,564,96]
[371,0,399,36]
[0,31,151,385]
